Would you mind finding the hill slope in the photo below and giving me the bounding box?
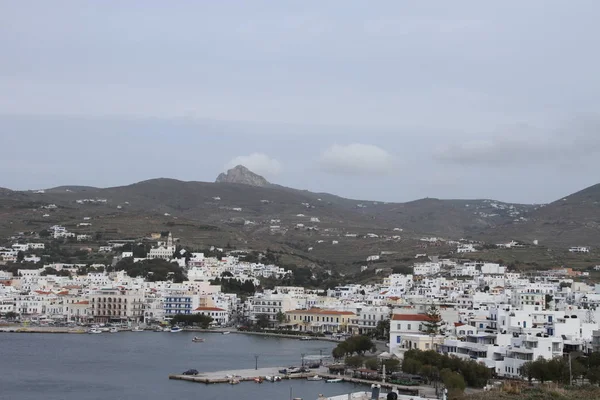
[0,168,599,260]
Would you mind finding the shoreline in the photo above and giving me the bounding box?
[0,326,339,341]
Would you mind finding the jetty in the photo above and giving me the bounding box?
[168,367,434,397]
[169,366,313,384]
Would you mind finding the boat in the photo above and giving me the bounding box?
[131,326,144,332]
[300,336,313,341]
[154,326,163,332]
[222,331,231,335]
[307,375,323,381]
[326,378,343,383]
[109,327,118,333]
[163,327,171,332]
[88,328,102,334]
[253,377,264,383]
[192,336,205,343]
[170,326,183,333]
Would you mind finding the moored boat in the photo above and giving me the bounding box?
[222,331,230,335]
[192,336,205,342]
[109,327,118,333]
[88,328,102,334]
[170,326,183,333]
[326,378,343,383]
[307,375,323,381]
[131,326,144,332]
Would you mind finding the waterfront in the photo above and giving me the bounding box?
[0,332,362,400]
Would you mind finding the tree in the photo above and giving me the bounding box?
[170,314,213,329]
[276,311,286,324]
[382,358,401,373]
[4,311,18,320]
[16,251,24,262]
[255,314,270,329]
[344,355,364,368]
[441,368,466,392]
[421,306,443,335]
[372,319,390,340]
[364,357,380,371]
[332,346,346,360]
[39,229,50,238]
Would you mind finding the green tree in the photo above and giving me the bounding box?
[255,314,270,329]
[441,368,466,392]
[275,311,286,324]
[372,319,390,340]
[170,314,213,328]
[382,358,401,373]
[4,311,18,320]
[344,355,364,368]
[421,306,443,335]
[39,229,50,238]
[16,251,24,262]
[364,357,380,371]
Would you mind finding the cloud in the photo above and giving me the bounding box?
[434,120,600,166]
[225,153,282,177]
[319,143,393,175]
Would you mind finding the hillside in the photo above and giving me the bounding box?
[0,167,599,271]
[487,184,600,246]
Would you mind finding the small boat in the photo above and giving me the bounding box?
[192,337,205,343]
[109,327,118,333]
[131,326,144,332]
[154,326,163,332]
[307,375,323,381]
[88,328,102,334]
[326,378,343,383]
[222,331,231,335]
[229,378,240,385]
[163,327,171,332]
[170,326,183,333]
[300,336,313,341]
[253,377,264,383]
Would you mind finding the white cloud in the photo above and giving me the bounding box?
[319,143,393,175]
[225,153,282,177]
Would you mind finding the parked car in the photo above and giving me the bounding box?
[307,362,321,369]
[183,369,199,376]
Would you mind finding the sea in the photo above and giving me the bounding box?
[0,332,363,400]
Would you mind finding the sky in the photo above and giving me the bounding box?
[1,1,600,203]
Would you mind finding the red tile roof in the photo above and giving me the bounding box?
[287,308,355,316]
[194,307,225,312]
[74,300,89,305]
[391,314,433,321]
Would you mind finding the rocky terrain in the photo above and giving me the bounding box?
[0,166,599,272]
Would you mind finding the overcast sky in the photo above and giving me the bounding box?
[2,1,600,203]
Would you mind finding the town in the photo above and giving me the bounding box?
[2,223,600,393]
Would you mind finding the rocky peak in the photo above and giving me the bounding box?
[215,165,270,187]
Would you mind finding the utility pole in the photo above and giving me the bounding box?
[254,354,259,370]
[569,352,572,386]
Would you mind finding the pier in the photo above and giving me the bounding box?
[169,366,314,384]
[168,367,433,397]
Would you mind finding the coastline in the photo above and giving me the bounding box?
[0,325,337,341]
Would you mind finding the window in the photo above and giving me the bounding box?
[397,323,401,330]
[407,324,411,330]
[396,336,401,344]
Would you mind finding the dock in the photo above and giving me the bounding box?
[169,366,314,384]
[169,367,434,397]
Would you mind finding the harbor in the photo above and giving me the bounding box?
[168,366,432,398]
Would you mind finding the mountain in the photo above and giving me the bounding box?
[215,165,270,187]
[488,184,600,246]
[0,169,599,269]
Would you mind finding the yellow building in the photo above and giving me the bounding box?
[285,308,357,334]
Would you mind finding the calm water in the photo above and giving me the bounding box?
[0,332,362,400]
